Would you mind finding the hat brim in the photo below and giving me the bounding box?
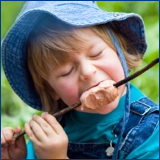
[2,4,147,111]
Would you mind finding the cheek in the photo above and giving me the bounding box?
[98,55,125,82]
[101,64,125,94]
[54,81,79,105]
[96,54,125,96]
[102,64,124,82]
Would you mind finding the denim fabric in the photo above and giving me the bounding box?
[68,143,115,159]
[117,97,159,158]
[66,97,159,159]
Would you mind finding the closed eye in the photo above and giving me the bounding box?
[61,67,74,77]
[90,51,102,58]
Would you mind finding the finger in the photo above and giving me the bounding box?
[1,132,6,145]
[1,128,13,159]
[10,127,22,144]
[41,113,66,136]
[2,128,14,144]
[12,127,26,149]
[25,123,40,145]
[29,120,48,142]
[32,115,56,137]
[14,126,21,133]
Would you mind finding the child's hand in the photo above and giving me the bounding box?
[1,127,26,159]
[25,113,69,159]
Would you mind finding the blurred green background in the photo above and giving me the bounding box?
[1,1,159,128]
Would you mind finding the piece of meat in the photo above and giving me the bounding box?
[80,80,119,109]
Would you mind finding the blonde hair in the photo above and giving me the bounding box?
[27,17,142,113]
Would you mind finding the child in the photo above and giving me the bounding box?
[1,1,159,159]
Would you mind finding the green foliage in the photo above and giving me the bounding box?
[1,1,25,38]
[1,1,159,128]
[2,70,41,128]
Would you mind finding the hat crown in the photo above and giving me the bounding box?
[21,1,97,15]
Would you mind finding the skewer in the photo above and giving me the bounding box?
[113,58,159,87]
[13,102,81,140]
[13,57,159,140]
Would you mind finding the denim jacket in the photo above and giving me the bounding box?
[66,97,159,159]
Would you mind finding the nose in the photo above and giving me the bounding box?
[79,60,96,81]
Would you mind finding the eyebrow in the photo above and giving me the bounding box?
[87,41,104,54]
[86,43,98,54]
[88,42,99,50]
[88,43,95,51]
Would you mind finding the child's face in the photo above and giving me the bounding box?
[47,28,126,114]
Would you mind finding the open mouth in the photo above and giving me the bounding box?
[79,79,109,98]
[86,80,106,91]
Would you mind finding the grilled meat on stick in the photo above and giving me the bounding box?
[80,80,119,110]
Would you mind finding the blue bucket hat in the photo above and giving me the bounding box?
[2,1,147,158]
[2,1,147,111]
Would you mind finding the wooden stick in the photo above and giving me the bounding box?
[114,58,159,87]
[13,102,81,140]
[13,57,159,140]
